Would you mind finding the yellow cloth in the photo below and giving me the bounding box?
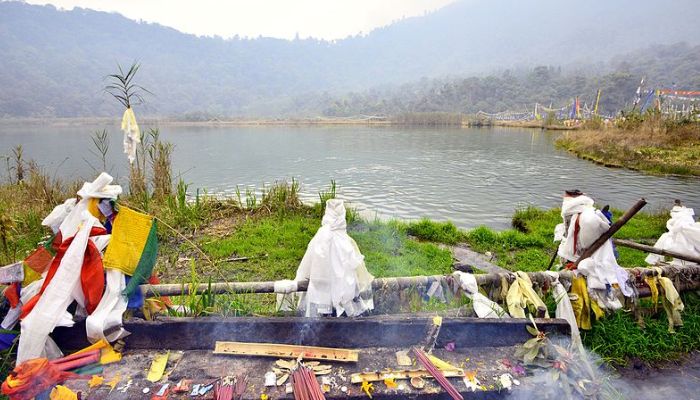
[22,263,42,286]
[570,275,592,330]
[506,271,549,319]
[426,354,459,371]
[87,198,101,219]
[644,275,660,313]
[73,337,122,364]
[102,207,153,276]
[88,375,104,388]
[50,385,78,400]
[146,351,170,383]
[653,268,684,333]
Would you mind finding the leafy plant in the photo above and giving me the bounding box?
[147,129,174,198]
[87,129,110,172]
[104,62,151,109]
[11,145,24,184]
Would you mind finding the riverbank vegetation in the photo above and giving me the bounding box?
[0,138,697,372]
[556,112,700,176]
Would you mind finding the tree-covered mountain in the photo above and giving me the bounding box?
[319,43,700,117]
[0,0,698,118]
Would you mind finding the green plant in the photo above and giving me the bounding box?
[104,62,151,109]
[88,129,110,172]
[128,131,149,198]
[11,145,24,184]
[260,179,302,214]
[245,187,257,210]
[318,180,336,211]
[147,129,174,198]
[405,219,463,244]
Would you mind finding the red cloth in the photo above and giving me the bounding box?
[1,358,78,400]
[572,215,581,255]
[21,226,107,319]
[3,283,20,308]
[23,247,54,274]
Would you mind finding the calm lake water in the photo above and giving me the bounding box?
[1,123,698,229]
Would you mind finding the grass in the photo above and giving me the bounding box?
[0,138,696,388]
[556,114,700,176]
[582,292,700,365]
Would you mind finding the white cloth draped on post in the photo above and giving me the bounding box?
[18,212,98,362]
[286,199,374,317]
[646,206,700,267]
[86,269,129,343]
[17,173,124,362]
[121,107,141,164]
[545,271,581,347]
[555,195,633,307]
[41,198,76,234]
[453,271,509,318]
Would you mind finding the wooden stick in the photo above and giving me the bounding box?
[613,239,700,265]
[213,341,359,362]
[350,368,465,384]
[574,198,647,267]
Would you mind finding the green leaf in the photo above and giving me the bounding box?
[526,325,539,336]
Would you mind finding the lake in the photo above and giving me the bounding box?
[1,122,698,229]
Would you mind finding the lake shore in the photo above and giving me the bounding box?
[1,167,698,367]
[555,117,700,176]
[0,116,578,129]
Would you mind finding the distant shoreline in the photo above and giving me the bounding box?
[0,116,580,130]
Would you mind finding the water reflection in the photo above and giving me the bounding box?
[0,123,698,229]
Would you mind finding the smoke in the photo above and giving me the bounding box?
[508,334,664,400]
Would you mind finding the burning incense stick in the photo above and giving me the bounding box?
[412,347,463,400]
[291,364,326,400]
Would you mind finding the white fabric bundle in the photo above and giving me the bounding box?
[646,206,700,266]
[85,269,129,343]
[41,198,77,234]
[453,271,508,318]
[17,173,124,361]
[545,272,580,346]
[294,199,374,317]
[556,195,632,298]
[121,108,141,164]
[18,211,97,362]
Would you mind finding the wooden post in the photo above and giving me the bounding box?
[573,198,647,267]
[613,239,700,265]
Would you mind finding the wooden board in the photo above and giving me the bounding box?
[213,341,359,362]
[350,368,465,383]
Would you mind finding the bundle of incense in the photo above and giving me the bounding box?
[49,349,101,371]
[412,348,463,400]
[214,378,233,400]
[233,375,247,400]
[291,364,326,400]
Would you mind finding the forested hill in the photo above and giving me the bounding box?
[319,43,700,118]
[1,0,699,118]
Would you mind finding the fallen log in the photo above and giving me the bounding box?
[613,238,700,265]
[140,265,700,298]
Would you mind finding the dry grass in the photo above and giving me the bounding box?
[556,117,700,176]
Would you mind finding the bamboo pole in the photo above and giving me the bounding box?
[140,265,700,298]
[613,238,700,265]
[573,198,647,267]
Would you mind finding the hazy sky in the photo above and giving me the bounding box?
[23,0,457,40]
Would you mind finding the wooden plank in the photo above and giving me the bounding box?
[350,368,465,384]
[213,341,359,362]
